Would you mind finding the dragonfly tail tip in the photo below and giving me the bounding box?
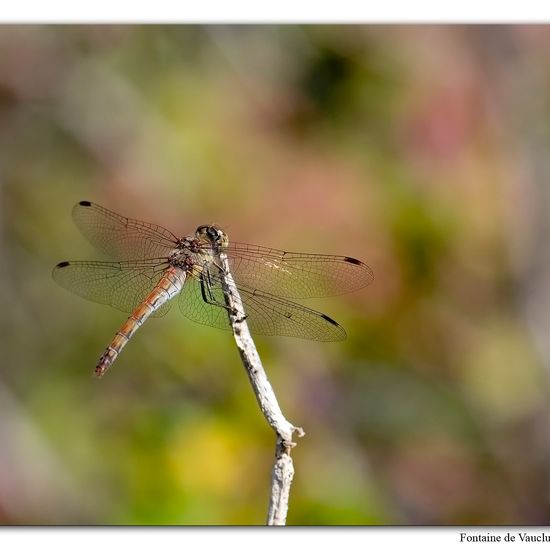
[94,365,108,378]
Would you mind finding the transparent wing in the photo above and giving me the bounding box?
[52,259,173,317]
[178,276,230,331]
[72,201,178,260]
[178,271,346,341]
[225,242,374,299]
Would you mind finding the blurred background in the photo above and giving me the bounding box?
[1,25,550,525]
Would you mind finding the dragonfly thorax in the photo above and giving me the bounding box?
[167,247,196,271]
[166,226,228,273]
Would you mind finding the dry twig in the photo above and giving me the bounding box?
[217,251,304,526]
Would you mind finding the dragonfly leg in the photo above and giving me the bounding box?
[200,271,248,323]
[200,270,232,310]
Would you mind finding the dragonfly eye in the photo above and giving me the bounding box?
[194,224,228,248]
[207,227,219,241]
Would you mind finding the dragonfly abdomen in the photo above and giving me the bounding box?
[95,266,187,377]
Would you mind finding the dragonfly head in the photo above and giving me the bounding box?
[195,224,229,251]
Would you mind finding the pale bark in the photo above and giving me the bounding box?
[217,251,304,526]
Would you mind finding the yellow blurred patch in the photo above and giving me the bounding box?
[167,418,244,495]
[458,318,544,422]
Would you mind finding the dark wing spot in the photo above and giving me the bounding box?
[344,256,361,265]
[56,261,70,268]
[321,313,339,326]
[78,200,92,207]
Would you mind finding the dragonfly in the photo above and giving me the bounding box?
[53,201,374,377]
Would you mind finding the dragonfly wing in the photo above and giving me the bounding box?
[238,286,346,341]
[225,242,374,299]
[178,270,346,341]
[72,201,178,260]
[178,275,231,331]
[52,259,173,317]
